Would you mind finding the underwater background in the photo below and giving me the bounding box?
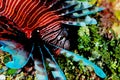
[0,0,120,80]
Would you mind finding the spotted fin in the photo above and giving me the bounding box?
[59,0,104,26]
[60,49,106,78]
[34,60,48,80]
[0,40,30,69]
[50,44,106,79]
[32,45,48,80]
[44,45,66,80]
[63,15,97,26]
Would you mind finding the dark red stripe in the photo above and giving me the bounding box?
[10,0,25,21]
[21,2,42,28]
[28,7,49,28]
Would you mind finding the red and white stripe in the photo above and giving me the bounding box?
[0,0,61,35]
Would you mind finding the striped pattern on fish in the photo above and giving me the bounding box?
[0,0,70,49]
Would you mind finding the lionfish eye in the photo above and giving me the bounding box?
[31,28,40,36]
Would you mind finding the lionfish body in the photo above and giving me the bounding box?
[0,0,70,49]
[0,0,106,80]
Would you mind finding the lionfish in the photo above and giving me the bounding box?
[0,0,106,79]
